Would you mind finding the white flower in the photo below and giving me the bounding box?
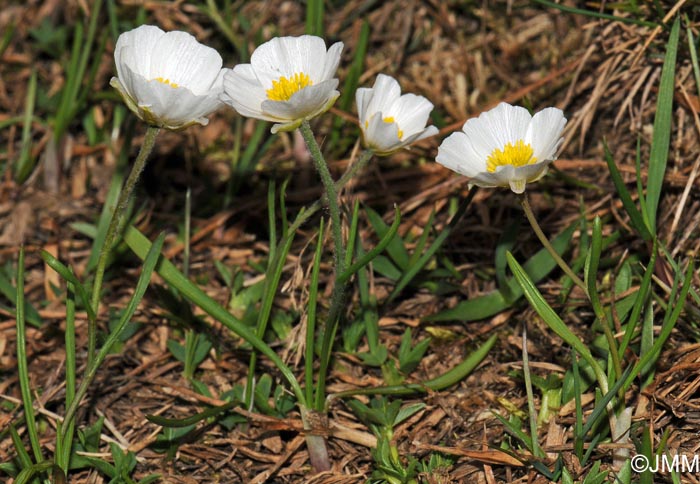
[221,35,343,133]
[356,74,438,156]
[436,103,567,193]
[111,25,228,131]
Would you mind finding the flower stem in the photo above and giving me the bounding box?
[519,193,586,292]
[89,126,160,365]
[299,121,345,274]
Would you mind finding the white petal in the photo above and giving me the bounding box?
[149,31,222,94]
[251,35,327,88]
[221,65,271,120]
[261,79,338,120]
[355,87,372,125]
[392,93,433,136]
[364,113,402,153]
[436,132,483,177]
[528,107,567,161]
[319,41,344,82]
[365,74,401,123]
[115,25,164,81]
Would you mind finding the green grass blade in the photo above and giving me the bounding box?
[122,225,306,406]
[426,222,576,322]
[58,281,77,473]
[329,333,497,399]
[305,0,324,37]
[603,140,652,241]
[339,205,401,284]
[618,239,657,356]
[9,424,33,472]
[366,206,409,270]
[345,200,361,269]
[15,69,37,183]
[645,16,680,234]
[306,218,325,406]
[621,259,693,393]
[0,267,41,328]
[15,247,44,466]
[389,189,477,301]
[40,251,97,324]
[506,252,608,392]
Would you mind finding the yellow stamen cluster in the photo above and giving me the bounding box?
[266,72,313,101]
[486,140,537,172]
[154,77,179,89]
[383,116,403,139]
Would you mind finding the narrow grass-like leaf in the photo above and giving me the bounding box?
[14,461,56,484]
[246,189,296,406]
[147,400,238,428]
[0,269,41,328]
[495,220,520,296]
[15,247,44,467]
[645,17,680,234]
[622,260,693,393]
[330,333,497,399]
[426,222,576,322]
[689,23,700,97]
[389,189,477,300]
[40,251,97,324]
[305,0,324,36]
[366,206,409,270]
[14,69,37,183]
[306,218,324,406]
[9,424,33,472]
[61,233,167,438]
[507,252,608,393]
[0,21,14,58]
[407,209,436,268]
[58,281,77,473]
[122,225,306,405]
[572,351,584,460]
[344,200,361,269]
[521,328,544,458]
[603,140,652,241]
[339,205,401,284]
[586,217,621,381]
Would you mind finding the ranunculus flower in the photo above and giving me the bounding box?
[221,35,343,133]
[436,102,567,193]
[111,25,228,130]
[355,74,438,156]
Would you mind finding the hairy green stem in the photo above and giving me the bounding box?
[520,193,587,292]
[299,121,345,273]
[90,126,159,363]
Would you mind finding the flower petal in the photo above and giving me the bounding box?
[149,31,223,94]
[528,107,567,161]
[261,79,339,120]
[115,25,164,81]
[221,64,271,120]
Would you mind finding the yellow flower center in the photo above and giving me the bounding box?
[486,140,537,172]
[153,77,179,89]
[382,116,403,139]
[266,72,313,101]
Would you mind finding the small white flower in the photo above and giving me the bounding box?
[111,25,228,131]
[356,74,438,156]
[221,35,343,133]
[436,103,567,193]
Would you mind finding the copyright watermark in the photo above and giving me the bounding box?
[631,454,700,473]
